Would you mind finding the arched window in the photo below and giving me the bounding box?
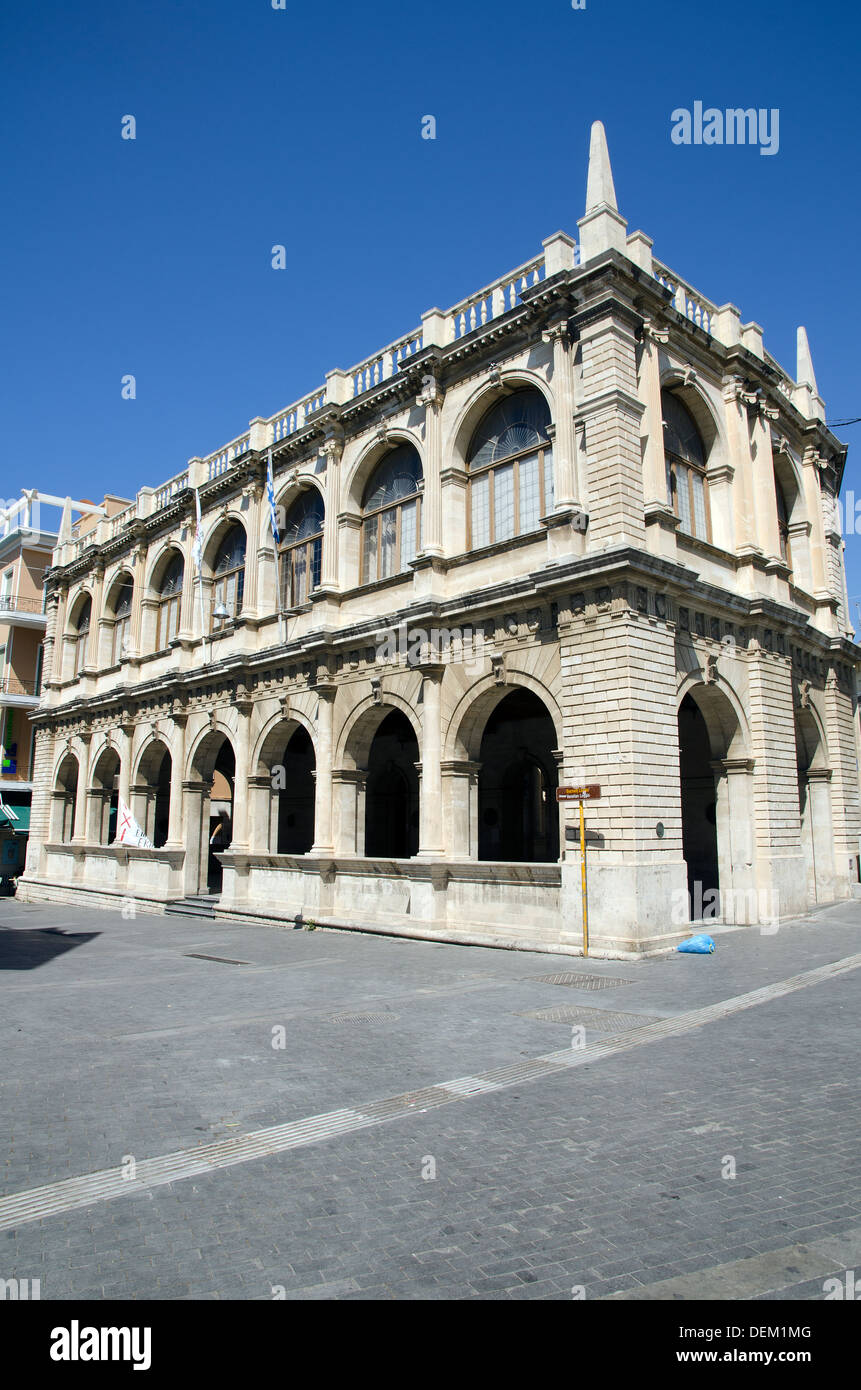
[361,445,423,583]
[279,492,324,608]
[775,475,792,571]
[156,553,184,650]
[109,577,133,665]
[211,523,246,628]
[663,391,709,541]
[467,389,554,548]
[73,597,91,675]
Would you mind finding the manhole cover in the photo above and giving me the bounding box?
[517,1005,655,1031]
[531,973,634,990]
[184,953,250,966]
[328,1012,400,1025]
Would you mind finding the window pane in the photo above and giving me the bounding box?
[168,597,180,642]
[471,474,490,548]
[494,463,515,542]
[362,516,378,584]
[676,464,692,533]
[293,545,308,603]
[544,448,554,513]
[311,536,322,590]
[380,508,398,578]
[400,500,417,568]
[518,453,540,534]
[691,471,707,539]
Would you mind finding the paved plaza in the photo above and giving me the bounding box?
[1,898,860,1301]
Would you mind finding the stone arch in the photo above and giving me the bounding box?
[445,672,563,763]
[184,725,238,894]
[145,540,187,594]
[251,709,319,853]
[677,679,754,921]
[795,702,835,903]
[676,674,751,761]
[658,371,725,461]
[89,743,121,844]
[342,429,425,516]
[449,370,556,469]
[336,692,423,770]
[51,749,80,843]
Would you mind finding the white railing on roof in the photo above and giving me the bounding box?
[270,388,327,443]
[108,503,136,538]
[205,432,251,481]
[348,328,424,398]
[763,351,796,397]
[653,259,716,335]
[450,254,545,340]
[153,470,189,509]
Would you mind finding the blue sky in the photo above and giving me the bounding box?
[2,0,860,600]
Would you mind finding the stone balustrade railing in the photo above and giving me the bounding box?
[204,435,251,481]
[153,470,190,507]
[451,255,545,340]
[349,329,424,396]
[653,259,717,335]
[270,389,327,444]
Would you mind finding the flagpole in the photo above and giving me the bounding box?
[193,487,209,666]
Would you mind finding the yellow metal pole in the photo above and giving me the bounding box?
[580,796,588,957]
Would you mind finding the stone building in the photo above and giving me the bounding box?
[0,491,127,879]
[18,123,860,955]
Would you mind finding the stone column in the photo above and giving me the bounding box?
[542,320,578,510]
[332,770,366,856]
[118,721,133,807]
[181,780,208,895]
[441,759,481,858]
[722,378,759,560]
[801,768,835,904]
[50,586,68,684]
[638,321,670,511]
[129,540,147,660]
[231,689,253,851]
[749,408,781,560]
[87,562,105,671]
[417,663,445,856]
[311,683,336,853]
[417,376,444,557]
[241,484,262,617]
[321,437,343,588]
[165,715,187,849]
[71,733,91,843]
[713,758,756,913]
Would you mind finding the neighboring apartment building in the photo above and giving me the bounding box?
[17,123,861,955]
[0,492,130,878]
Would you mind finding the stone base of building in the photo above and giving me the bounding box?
[17,844,837,957]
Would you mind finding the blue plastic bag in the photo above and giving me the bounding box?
[677,934,715,954]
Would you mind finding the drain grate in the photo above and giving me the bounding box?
[531,973,634,991]
[517,1004,658,1031]
[328,1012,400,1025]
[184,953,250,966]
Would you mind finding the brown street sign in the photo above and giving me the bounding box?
[556,784,601,802]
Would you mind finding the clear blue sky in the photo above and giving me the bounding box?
[3,0,860,600]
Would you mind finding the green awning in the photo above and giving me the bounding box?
[0,804,29,832]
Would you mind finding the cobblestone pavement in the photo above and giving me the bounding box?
[1,897,859,1300]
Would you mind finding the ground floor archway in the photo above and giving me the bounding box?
[477,688,559,862]
[678,692,719,910]
[365,710,419,858]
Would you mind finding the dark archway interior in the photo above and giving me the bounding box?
[678,693,719,909]
[207,740,235,892]
[365,710,419,858]
[478,689,558,862]
[277,726,316,853]
[153,751,171,849]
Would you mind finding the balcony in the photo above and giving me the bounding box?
[0,595,47,629]
[0,674,41,708]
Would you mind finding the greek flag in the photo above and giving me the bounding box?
[192,488,204,574]
[266,450,280,546]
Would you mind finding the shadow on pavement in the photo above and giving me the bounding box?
[0,927,100,971]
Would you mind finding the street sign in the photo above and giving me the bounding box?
[556,784,601,802]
